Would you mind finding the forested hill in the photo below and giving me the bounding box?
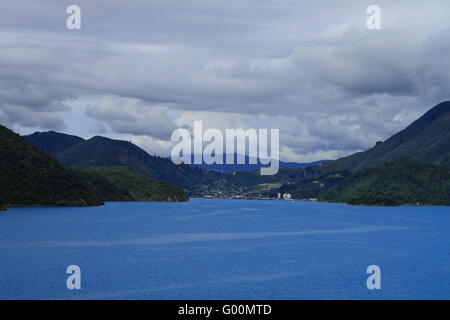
[23,131,85,157]
[0,125,189,208]
[324,101,450,173]
[82,167,189,202]
[320,158,450,206]
[260,102,450,205]
[0,125,103,206]
[26,133,222,190]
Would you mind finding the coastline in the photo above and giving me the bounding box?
[0,198,190,208]
[191,196,443,207]
[1,202,105,208]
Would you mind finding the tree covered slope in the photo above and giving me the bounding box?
[320,158,450,206]
[1,125,189,207]
[0,125,103,206]
[326,101,450,173]
[53,135,222,190]
[82,167,188,202]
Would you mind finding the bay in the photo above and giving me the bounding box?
[0,199,448,299]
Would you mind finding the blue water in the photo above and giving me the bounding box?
[0,199,449,300]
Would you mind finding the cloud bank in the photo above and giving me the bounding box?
[0,0,449,162]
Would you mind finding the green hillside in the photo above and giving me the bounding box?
[0,125,189,208]
[53,135,222,190]
[82,167,188,202]
[326,101,450,173]
[0,124,103,206]
[265,102,450,205]
[320,158,450,206]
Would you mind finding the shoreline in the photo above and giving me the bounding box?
[2,203,105,208]
[3,198,446,209]
[1,198,190,209]
[191,196,443,207]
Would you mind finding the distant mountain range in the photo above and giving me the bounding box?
[23,131,322,196]
[188,154,326,173]
[23,133,222,190]
[23,132,320,176]
[4,100,450,207]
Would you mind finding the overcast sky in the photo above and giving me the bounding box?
[1,0,449,162]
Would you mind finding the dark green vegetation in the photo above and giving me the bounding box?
[0,125,103,206]
[47,135,222,190]
[274,170,351,200]
[320,158,450,206]
[82,167,189,202]
[0,125,188,208]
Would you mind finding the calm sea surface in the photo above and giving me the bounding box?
[0,199,449,299]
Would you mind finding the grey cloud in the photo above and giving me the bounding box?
[415,28,450,100]
[89,122,108,134]
[0,1,449,160]
[0,103,66,131]
[85,97,176,139]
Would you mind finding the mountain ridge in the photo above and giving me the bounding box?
[325,101,450,172]
[23,130,85,157]
[48,134,221,190]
